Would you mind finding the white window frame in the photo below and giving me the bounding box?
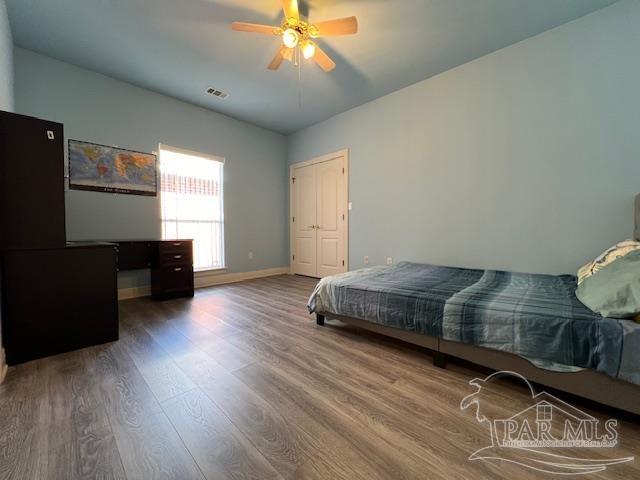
[158,143,225,272]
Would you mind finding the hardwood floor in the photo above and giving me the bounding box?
[0,274,638,479]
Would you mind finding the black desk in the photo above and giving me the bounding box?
[96,239,195,300]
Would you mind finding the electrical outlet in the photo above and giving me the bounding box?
[386,257,393,265]
[248,251,254,260]
[364,256,369,264]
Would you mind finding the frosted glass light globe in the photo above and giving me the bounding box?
[282,28,299,48]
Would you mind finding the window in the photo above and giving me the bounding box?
[159,145,224,271]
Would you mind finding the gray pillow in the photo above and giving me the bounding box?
[576,249,640,319]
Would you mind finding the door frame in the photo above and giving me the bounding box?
[289,149,349,276]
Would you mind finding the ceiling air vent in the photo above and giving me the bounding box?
[206,87,229,100]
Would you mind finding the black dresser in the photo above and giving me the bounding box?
[0,110,119,365]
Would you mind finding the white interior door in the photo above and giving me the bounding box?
[292,163,317,276]
[315,157,345,278]
[290,150,349,278]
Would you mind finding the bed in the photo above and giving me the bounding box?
[307,195,640,415]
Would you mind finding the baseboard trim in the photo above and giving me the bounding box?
[195,266,290,289]
[118,266,290,300]
[0,348,7,384]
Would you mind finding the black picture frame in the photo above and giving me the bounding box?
[68,139,157,196]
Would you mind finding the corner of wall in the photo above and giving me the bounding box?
[0,0,13,382]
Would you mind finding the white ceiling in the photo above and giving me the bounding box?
[7,0,619,134]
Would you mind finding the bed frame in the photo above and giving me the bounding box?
[315,312,640,416]
[313,195,640,416]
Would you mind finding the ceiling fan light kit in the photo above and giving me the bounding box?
[301,41,316,60]
[231,0,358,73]
[282,27,299,48]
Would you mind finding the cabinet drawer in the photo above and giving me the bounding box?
[159,240,192,254]
[163,265,192,284]
[151,265,194,300]
[159,251,192,266]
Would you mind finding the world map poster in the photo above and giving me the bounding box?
[68,140,157,196]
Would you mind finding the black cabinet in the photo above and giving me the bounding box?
[151,240,194,300]
[1,245,119,365]
[0,110,120,365]
[0,111,66,249]
[116,241,153,270]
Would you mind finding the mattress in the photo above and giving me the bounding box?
[308,261,640,385]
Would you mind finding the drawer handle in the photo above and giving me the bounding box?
[172,242,182,246]
[174,267,183,272]
[174,255,182,259]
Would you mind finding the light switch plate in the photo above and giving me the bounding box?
[348,202,353,211]
[46,130,55,140]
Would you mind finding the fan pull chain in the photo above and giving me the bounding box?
[298,48,303,109]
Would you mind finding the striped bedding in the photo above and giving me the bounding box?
[307,261,640,386]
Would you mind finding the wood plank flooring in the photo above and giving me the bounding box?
[0,274,639,479]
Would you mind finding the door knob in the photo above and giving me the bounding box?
[307,225,315,229]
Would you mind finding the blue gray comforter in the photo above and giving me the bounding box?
[308,261,640,385]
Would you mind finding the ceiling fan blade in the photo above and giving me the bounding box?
[231,22,279,35]
[282,0,299,20]
[312,45,336,72]
[313,16,358,36]
[268,46,287,70]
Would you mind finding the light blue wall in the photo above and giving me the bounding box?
[11,0,640,282]
[15,48,289,288]
[288,0,640,276]
[0,0,12,111]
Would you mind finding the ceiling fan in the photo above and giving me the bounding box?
[231,0,358,72]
